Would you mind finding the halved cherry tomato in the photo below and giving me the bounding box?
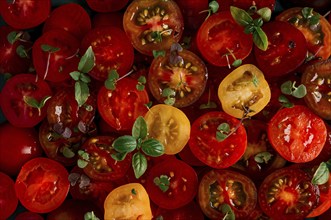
[196,11,253,67]
[144,104,191,155]
[189,111,247,169]
[148,48,208,107]
[218,64,271,118]
[254,21,308,78]
[258,166,320,220]
[86,0,129,12]
[145,158,198,209]
[80,26,134,80]
[301,59,331,120]
[0,73,53,128]
[15,157,70,213]
[198,169,257,219]
[123,0,184,56]
[268,105,327,163]
[0,0,51,29]
[0,172,18,219]
[276,7,331,60]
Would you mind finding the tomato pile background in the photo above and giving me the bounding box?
[0,0,331,219]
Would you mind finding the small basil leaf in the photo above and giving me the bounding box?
[292,84,307,98]
[113,135,137,153]
[70,71,81,81]
[257,7,271,22]
[62,146,75,158]
[312,162,330,185]
[153,50,165,58]
[253,27,268,51]
[217,123,230,133]
[132,152,148,179]
[111,152,128,161]
[141,139,164,157]
[79,73,91,84]
[280,81,293,95]
[77,159,88,168]
[74,81,90,107]
[16,45,28,58]
[216,132,228,142]
[230,6,253,27]
[78,46,95,73]
[132,116,148,140]
[41,44,60,53]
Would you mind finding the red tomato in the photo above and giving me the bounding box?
[0,172,18,219]
[42,3,92,41]
[189,111,247,169]
[196,11,253,67]
[80,26,134,81]
[0,73,52,128]
[86,0,129,12]
[123,0,184,56]
[218,0,276,11]
[92,12,124,29]
[254,21,308,78]
[97,77,149,131]
[15,157,70,213]
[268,105,327,163]
[0,0,51,29]
[145,158,198,209]
[15,212,44,220]
[178,144,206,167]
[32,29,80,83]
[258,166,320,220]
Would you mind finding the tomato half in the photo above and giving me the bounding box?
[258,166,320,220]
[196,11,253,67]
[144,104,191,155]
[218,64,271,118]
[198,169,257,219]
[189,111,247,168]
[15,157,70,213]
[268,105,327,163]
[0,172,18,219]
[301,59,331,120]
[123,0,184,56]
[254,21,308,78]
[148,48,208,108]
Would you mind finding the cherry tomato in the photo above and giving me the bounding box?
[15,212,44,220]
[92,12,124,29]
[0,73,52,128]
[196,11,253,67]
[189,111,247,169]
[0,0,51,29]
[123,0,184,56]
[258,166,320,220]
[15,157,70,213]
[301,59,331,120]
[144,104,191,155]
[97,77,149,131]
[86,0,129,12]
[268,105,327,163]
[254,21,308,78]
[145,158,198,209]
[0,172,18,219]
[217,64,271,118]
[199,169,257,219]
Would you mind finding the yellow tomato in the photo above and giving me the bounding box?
[104,183,153,220]
[144,104,190,155]
[218,64,271,118]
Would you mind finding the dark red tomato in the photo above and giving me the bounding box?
[258,167,320,220]
[98,77,149,131]
[189,111,247,169]
[198,169,257,219]
[92,12,124,29]
[0,26,32,75]
[268,105,327,163]
[254,21,307,78]
[0,73,52,128]
[123,0,184,56]
[80,26,134,81]
[0,123,42,177]
[301,59,331,120]
[47,88,96,136]
[86,0,129,12]
[196,11,253,67]
[0,172,18,219]
[42,3,91,41]
[33,29,80,83]
[15,212,44,220]
[217,0,276,11]
[15,157,70,213]
[0,0,50,29]
[145,158,198,209]
[153,200,205,220]
[80,136,132,181]
[148,48,208,108]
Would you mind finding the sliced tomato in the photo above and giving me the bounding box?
[148,48,208,108]
[15,157,70,213]
[0,0,50,29]
[0,172,18,219]
[123,0,184,56]
[196,11,253,67]
[86,0,129,12]
[189,111,247,169]
[268,105,327,163]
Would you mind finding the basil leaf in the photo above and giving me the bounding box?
[280,81,293,95]
[70,71,81,81]
[78,46,95,73]
[132,152,148,179]
[16,45,28,58]
[153,50,165,58]
[112,135,137,153]
[292,84,307,98]
[253,27,268,51]
[111,152,128,161]
[230,6,253,27]
[141,139,164,157]
[75,81,90,107]
[132,116,148,140]
[23,96,39,108]
[312,162,330,185]
[41,44,60,53]
[257,7,271,22]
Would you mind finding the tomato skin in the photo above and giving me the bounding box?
[15,157,70,213]
[0,123,42,176]
[268,105,327,163]
[0,172,18,219]
[15,211,44,220]
[86,0,129,12]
